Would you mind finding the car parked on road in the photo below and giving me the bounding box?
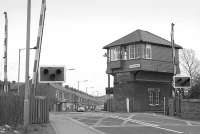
[77,106,85,112]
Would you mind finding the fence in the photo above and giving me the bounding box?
[0,93,49,125]
[30,96,49,124]
[0,93,24,126]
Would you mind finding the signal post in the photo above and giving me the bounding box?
[173,74,191,115]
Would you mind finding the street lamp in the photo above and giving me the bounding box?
[67,68,75,71]
[77,80,88,91]
[85,86,94,94]
[65,68,75,85]
[92,91,100,96]
[17,46,37,94]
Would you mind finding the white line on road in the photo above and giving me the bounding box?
[153,126,184,134]
[94,116,110,127]
[186,121,192,126]
[121,114,136,126]
[143,113,200,126]
[66,117,106,134]
[112,115,184,134]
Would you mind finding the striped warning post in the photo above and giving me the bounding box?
[32,0,46,96]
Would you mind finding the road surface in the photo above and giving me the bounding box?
[50,112,200,134]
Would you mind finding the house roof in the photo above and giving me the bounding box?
[103,29,182,49]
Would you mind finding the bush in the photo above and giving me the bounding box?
[188,83,200,99]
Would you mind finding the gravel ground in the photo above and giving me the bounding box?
[0,123,56,134]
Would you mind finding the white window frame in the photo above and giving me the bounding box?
[121,47,127,60]
[148,88,154,106]
[135,45,141,59]
[145,44,152,59]
[56,90,59,99]
[141,44,146,59]
[110,47,121,61]
[108,49,111,62]
[155,89,160,105]
[129,45,135,59]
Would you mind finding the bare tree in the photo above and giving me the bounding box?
[180,49,200,86]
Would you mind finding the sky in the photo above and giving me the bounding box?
[0,0,200,96]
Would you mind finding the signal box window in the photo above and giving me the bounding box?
[146,44,152,59]
[135,45,141,59]
[128,44,152,60]
[121,47,128,60]
[110,47,120,61]
[129,45,135,59]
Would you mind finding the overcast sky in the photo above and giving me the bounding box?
[0,0,199,95]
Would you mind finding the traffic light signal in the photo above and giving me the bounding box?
[39,66,65,83]
[173,76,191,88]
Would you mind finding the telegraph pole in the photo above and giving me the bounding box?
[171,23,176,98]
[171,23,176,76]
[3,12,8,93]
[24,0,31,129]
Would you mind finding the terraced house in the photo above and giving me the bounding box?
[103,29,182,112]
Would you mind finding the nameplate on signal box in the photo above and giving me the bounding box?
[129,64,140,68]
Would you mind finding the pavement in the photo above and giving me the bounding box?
[50,112,102,134]
[50,112,200,134]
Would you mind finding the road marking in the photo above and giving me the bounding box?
[112,115,184,134]
[121,114,136,126]
[153,126,184,134]
[144,113,200,126]
[138,119,161,124]
[186,121,192,126]
[94,116,110,127]
[66,117,106,134]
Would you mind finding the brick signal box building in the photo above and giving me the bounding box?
[103,29,182,112]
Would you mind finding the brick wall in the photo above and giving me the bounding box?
[181,99,200,120]
[112,80,172,112]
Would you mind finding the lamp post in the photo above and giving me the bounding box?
[17,46,37,94]
[65,68,75,86]
[24,0,31,129]
[85,86,94,94]
[77,80,88,91]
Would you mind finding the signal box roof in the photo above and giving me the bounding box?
[103,29,182,49]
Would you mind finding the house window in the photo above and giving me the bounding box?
[155,88,160,105]
[148,88,154,105]
[148,88,160,106]
[110,47,120,61]
[146,44,152,59]
[129,45,135,59]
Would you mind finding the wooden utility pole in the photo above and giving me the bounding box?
[3,12,8,93]
[171,23,176,75]
[171,23,176,98]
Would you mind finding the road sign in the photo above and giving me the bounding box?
[39,66,65,83]
[173,75,191,88]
